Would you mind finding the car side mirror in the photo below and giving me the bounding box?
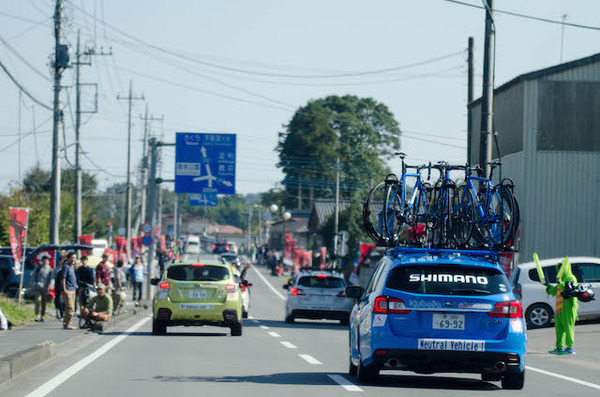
[241,279,249,287]
[150,278,160,286]
[282,284,289,290]
[345,286,363,300]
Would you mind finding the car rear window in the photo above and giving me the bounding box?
[386,265,509,296]
[167,265,230,281]
[298,276,345,289]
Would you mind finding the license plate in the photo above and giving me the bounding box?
[432,313,465,330]
[188,289,207,299]
[180,304,213,310]
[418,339,485,351]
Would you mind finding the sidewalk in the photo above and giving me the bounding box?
[0,299,148,384]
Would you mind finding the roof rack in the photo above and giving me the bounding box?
[389,247,506,261]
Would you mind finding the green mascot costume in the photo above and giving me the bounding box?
[545,258,578,355]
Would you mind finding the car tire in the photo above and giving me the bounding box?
[340,315,350,326]
[152,319,167,335]
[285,314,295,324]
[230,322,243,336]
[525,303,553,329]
[349,357,358,376]
[501,369,525,390]
[242,310,249,319]
[356,358,379,383]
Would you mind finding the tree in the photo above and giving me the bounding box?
[277,95,401,209]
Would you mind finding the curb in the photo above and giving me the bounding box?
[0,341,56,384]
[95,302,149,333]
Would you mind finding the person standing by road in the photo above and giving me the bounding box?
[30,256,52,322]
[96,254,113,293]
[61,252,78,330]
[52,256,66,319]
[131,256,145,306]
[546,259,579,355]
[76,256,95,307]
[112,260,126,315]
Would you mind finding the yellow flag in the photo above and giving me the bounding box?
[533,253,546,285]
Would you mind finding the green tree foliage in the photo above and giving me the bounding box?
[277,95,401,209]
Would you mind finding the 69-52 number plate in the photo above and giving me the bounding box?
[432,313,465,330]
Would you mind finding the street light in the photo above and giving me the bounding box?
[282,211,292,251]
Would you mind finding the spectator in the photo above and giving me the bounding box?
[96,253,113,293]
[30,256,52,322]
[81,283,113,325]
[76,256,95,306]
[131,256,145,305]
[112,260,126,315]
[52,257,66,319]
[61,252,78,330]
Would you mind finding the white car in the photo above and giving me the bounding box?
[283,270,355,325]
[511,256,600,328]
[185,235,201,255]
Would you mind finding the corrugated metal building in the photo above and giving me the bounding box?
[469,53,600,263]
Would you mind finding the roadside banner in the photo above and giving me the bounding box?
[9,207,29,274]
[103,249,117,264]
[78,235,93,256]
[33,249,56,268]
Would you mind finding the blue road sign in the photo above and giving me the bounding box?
[175,132,236,194]
[189,193,218,207]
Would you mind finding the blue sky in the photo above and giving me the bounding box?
[1,0,599,195]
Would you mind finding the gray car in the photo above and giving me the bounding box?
[283,270,354,325]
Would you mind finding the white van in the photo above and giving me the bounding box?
[91,239,108,258]
[511,257,600,328]
[185,235,201,255]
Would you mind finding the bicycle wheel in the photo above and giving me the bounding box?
[382,180,405,245]
[408,185,429,246]
[487,186,515,247]
[430,185,452,248]
[362,182,386,244]
[452,185,475,247]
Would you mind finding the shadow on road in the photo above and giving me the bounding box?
[101,331,228,337]
[245,318,347,331]
[146,371,499,390]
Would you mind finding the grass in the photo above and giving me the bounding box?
[0,297,37,327]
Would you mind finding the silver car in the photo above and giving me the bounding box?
[283,271,354,325]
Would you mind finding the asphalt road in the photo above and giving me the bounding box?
[2,254,600,396]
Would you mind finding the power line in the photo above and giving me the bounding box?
[444,0,600,31]
[0,58,53,110]
[0,115,53,154]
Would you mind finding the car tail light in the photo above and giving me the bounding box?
[317,274,327,278]
[373,296,410,314]
[226,283,237,292]
[336,290,346,298]
[291,287,305,296]
[507,353,520,362]
[212,244,216,249]
[240,284,246,292]
[488,300,523,318]
[159,282,169,290]
[191,263,205,267]
[374,349,388,356]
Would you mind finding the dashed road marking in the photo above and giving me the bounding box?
[328,374,363,392]
[252,319,260,324]
[526,366,600,391]
[268,331,281,338]
[259,325,269,330]
[280,341,297,349]
[299,354,322,365]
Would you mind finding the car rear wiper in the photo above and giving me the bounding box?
[449,289,491,296]
[196,277,221,281]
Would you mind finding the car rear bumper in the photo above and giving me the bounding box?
[370,348,522,374]
[291,309,349,320]
[153,297,242,325]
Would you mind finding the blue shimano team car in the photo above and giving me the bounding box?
[346,248,527,389]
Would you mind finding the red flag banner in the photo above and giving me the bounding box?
[103,249,117,264]
[9,207,29,274]
[78,234,93,256]
[33,249,56,269]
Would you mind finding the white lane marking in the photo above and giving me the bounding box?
[526,366,600,391]
[248,315,254,319]
[281,341,297,349]
[259,325,270,330]
[328,374,363,392]
[252,319,260,324]
[252,267,286,300]
[25,316,151,397]
[299,354,322,365]
[268,331,281,338]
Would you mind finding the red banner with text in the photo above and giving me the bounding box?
[9,207,29,274]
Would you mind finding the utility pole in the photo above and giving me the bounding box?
[247,207,252,247]
[478,0,495,178]
[146,138,158,299]
[173,193,178,243]
[73,30,110,242]
[467,37,474,164]
[334,157,340,254]
[139,110,164,226]
[50,0,66,244]
[297,178,302,210]
[117,81,144,260]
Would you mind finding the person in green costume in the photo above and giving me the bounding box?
[545,259,579,355]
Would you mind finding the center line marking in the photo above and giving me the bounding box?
[252,319,260,324]
[526,366,600,391]
[268,331,281,338]
[299,354,322,365]
[252,267,286,300]
[328,374,363,392]
[280,341,297,349]
[259,325,269,330]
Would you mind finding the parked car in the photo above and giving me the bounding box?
[511,257,600,328]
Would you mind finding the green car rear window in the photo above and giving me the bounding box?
[167,265,230,281]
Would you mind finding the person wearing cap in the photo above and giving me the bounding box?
[81,283,113,324]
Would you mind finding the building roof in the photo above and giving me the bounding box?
[469,52,600,108]
[309,198,351,230]
[205,224,244,235]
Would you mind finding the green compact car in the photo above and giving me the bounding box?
[151,262,244,336]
